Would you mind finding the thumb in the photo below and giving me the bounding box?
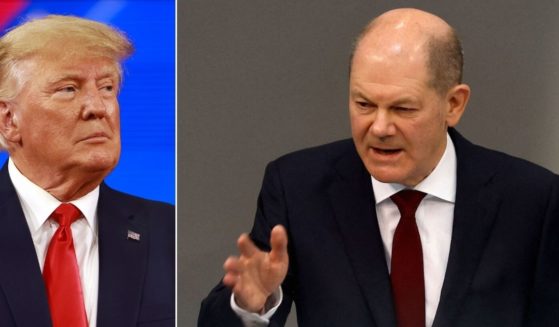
[269,225,288,263]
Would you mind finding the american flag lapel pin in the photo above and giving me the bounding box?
[127,230,141,241]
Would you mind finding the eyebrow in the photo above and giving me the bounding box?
[391,97,419,106]
[350,90,419,106]
[350,90,372,101]
[47,71,119,85]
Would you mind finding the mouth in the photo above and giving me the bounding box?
[371,147,402,156]
[79,132,110,143]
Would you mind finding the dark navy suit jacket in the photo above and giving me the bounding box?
[199,129,559,326]
[0,164,175,326]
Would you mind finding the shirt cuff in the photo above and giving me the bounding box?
[230,287,283,327]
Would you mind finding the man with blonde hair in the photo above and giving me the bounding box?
[200,8,559,327]
[0,15,174,326]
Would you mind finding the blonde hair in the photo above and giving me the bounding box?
[0,14,134,148]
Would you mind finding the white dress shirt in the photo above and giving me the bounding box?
[8,159,99,327]
[233,134,457,327]
[373,133,456,327]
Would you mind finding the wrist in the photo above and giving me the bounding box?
[234,293,269,313]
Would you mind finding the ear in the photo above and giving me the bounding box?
[445,84,470,127]
[0,101,21,144]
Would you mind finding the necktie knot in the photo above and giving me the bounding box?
[391,190,426,218]
[51,203,82,227]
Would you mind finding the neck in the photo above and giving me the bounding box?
[11,158,106,201]
[44,178,102,201]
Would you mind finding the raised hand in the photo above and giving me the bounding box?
[222,225,289,313]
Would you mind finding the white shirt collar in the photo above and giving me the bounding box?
[371,133,457,204]
[8,158,99,232]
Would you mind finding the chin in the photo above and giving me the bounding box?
[83,152,119,173]
[369,168,408,185]
[370,171,396,183]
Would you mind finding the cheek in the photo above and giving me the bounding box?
[113,113,121,132]
[106,102,121,125]
[104,100,119,114]
[20,113,53,137]
[407,123,445,161]
[349,114,371,138]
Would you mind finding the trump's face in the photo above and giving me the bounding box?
[349,39,465,187]
[10,54,121,182]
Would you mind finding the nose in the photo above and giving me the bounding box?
[370,109,395,138]
[81,88,107,120]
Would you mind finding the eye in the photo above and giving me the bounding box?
[53,85,78,99]
[355,101,375,109]
[58,86,76,93]
[100,85,114,92]
[393,106,417,113]
[99,83,118,95]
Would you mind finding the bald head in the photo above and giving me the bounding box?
[351,8,463,95]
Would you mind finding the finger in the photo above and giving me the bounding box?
[223,256,241,273]
[237,233,259,257]
[269,225,288,263]
[222,271,239,288]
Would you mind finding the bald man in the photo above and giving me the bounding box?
[199,8,559,327]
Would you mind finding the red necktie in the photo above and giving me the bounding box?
[390,190,426,327]
[43,203,88,327]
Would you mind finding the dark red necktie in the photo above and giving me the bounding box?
[390,190,426,327]
[43,203,88,327]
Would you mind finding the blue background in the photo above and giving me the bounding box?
[0,0,175,204]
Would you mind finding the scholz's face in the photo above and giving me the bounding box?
[12,55,121,179]
[349,44,454,187]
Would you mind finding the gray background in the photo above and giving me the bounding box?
[180,1,559,325]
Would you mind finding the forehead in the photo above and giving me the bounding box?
[350,34,436,97]
[353,42,429,80]
[18,54,120,83]
[352,55,431,98]
[351,23,433,81]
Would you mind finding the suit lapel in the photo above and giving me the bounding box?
[96,184,148,326]
[432,130,502,327]
[327,148,396,327]
[326,131,504,327]
[0,164,53,326]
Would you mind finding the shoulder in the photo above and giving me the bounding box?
[270,138,357,173]
[255,139,366,197]
[489,149,556,195]
[98,184,175,228]
[276,138,355,162]
[99,184,174,210]
[452,129,556,191]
